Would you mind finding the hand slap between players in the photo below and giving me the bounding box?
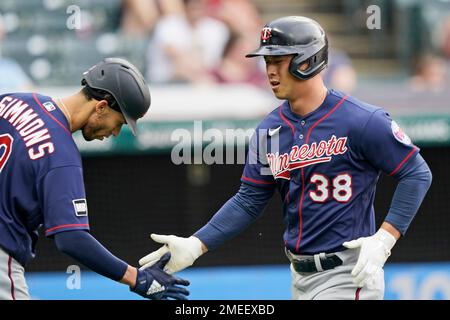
[131,252,190,300]
[139,234,204,274]
[343,229,397,289]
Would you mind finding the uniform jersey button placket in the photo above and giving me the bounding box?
[299,120,305,140]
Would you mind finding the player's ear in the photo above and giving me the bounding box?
[94,100,108,114]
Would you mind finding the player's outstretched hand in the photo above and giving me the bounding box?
[131,252,190,300]
[343,229,396,289]
[139,234,204,274]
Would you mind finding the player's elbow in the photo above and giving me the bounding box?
[425,166,432,190]
[421,161,433,191]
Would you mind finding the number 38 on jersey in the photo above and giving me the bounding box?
[309,173,352,203]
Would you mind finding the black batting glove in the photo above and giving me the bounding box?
[130,252,190,300]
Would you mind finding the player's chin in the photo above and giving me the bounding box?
[273,90,287,100]
[82,129,94,142]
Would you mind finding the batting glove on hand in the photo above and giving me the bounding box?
[131,252,190,300]
[139,234,203,274]
[343,228,396,289]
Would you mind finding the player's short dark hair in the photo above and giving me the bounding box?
[81,86,95,101]
[81,81,121,114]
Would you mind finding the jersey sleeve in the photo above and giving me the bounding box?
[358,109,419,177]
[241,129,276,188]
[37,166,90,237]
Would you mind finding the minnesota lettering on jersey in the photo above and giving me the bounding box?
[0,96,54,160]
[266,135,348,179]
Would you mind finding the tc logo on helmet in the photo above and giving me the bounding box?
[261,27,272,42]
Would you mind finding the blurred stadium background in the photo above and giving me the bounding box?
[1,0,449,300]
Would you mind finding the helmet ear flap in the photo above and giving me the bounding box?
[289,54,311,80]
[289,46,328,80]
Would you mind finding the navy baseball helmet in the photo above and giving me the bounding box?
[81,57,151,136]
[246,16,328,80]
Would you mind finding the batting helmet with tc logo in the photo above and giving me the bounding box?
[246,16,328,80]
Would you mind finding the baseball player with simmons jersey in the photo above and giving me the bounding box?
[0,58,190,300]
[138,17,432,300]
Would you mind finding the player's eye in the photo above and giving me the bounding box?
[267,59,282,65]
[265,59,279,65]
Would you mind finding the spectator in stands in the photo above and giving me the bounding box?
[434,14,450,60]
[119,0,184,37]
[145,0,229,83]
[209,32,267,88]
[322,48,357,93]
[409,54,447,92]
[0,13,33,92]
[206,0,261,35]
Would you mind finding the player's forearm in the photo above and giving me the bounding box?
[54,230,130,283]
[194,183,274,250]
[384,154,432,235]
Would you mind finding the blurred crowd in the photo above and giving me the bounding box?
[1,0,450,94]
[120,0,268,87]
[0,13,32,91]
[409,13,450,92]
[118,0,359,91]
[0,0,271,91]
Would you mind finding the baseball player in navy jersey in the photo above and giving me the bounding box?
[0,58,190,300]
[138,17,432,299]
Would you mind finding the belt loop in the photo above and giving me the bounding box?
[313,254,323,272]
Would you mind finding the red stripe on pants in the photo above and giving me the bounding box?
[8,256,15,300]
[355,287,361,300]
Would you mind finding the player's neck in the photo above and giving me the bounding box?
[288,83,328,117]
[53,93,95,133]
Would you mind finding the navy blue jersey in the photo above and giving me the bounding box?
[0,93,89,266]
[242,89,419,255]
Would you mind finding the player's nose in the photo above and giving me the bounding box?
[266,64,278,77]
